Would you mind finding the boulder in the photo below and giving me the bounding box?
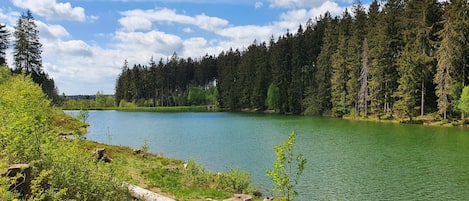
[95,148,112,162]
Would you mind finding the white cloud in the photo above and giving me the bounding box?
[0,8,21,26]
[119,8,229,32]
[255,2,264,8]
[269,0,328,8]
[36,21,70,41]
[12,0,87,22]
[113,30,183,55]
[118,15,153,31]
[183,27,193,33]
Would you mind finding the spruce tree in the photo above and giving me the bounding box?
[395,0,439,119]
[358,38,369,117]
[435,0,469,119]
[346,1,367,115]
[289,25,306,114]
[14,10,42,77]
[0,23,9,65]
[370,0,403,117]
[367,0,386,117]
[13,10,59,103]
[313,13,337,115]
[331,10,352,117]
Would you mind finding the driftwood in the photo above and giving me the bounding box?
[126,183,176,201]
[223,194,252,201]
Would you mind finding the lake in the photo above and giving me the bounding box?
[68,110,469,200]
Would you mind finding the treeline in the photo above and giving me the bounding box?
[115,56,219,107]
[115,0,469,120]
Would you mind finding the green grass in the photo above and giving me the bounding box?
[144,167,230,200]
[78,140,255,201]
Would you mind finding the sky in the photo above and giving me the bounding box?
[0,0,372,95]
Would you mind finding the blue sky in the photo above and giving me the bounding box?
[1,0,371,95]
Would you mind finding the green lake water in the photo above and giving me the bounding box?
[75,110,469,200]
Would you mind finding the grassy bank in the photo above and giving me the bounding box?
[56,112,260,201]
[77,140,262,201]
[342,114,469,128]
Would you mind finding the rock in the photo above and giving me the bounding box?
[223,194,252,201]
[95,148,112,163]
[263,196,274,201]
[95,148,105,159]
[133,148,143,154]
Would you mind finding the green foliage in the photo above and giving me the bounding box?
[188,87,206,105]
[458,86,469,115]
[267,131,307,201]
[267,83,280,110]
[0,75,54,163]
[141,139,150,153]
[0,65,11,84]
[119,99,136,108]
[181,160,210,187]
[76,108,89,124]
[217,167,252,194]
[0,74,131,200]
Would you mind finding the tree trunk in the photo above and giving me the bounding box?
[421,79,425,117]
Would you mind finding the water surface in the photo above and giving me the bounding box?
[69,111,469,200]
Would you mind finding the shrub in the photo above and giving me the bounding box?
[0,74,131,200]
[217,167,252,194]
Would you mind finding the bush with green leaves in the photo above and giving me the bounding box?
[216,167,252,194]
[458,86,469,118]
[267,131,307,201]
[0,71,131,200]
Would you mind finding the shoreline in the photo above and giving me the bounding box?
[63,106,469,128]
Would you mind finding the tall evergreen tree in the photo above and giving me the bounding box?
[331,10,352,117]
[368,0,403,117]
[434,0,469,119]
[14,10,42,77]
[13,10,59,103]
[289,25,306,114]
[395,0,439,119]
[366,0,385,117]
[358,38,369,116]
[346,1,368,114]
[312,13,337,115]
[0,23,9,65]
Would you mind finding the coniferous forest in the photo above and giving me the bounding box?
[115,0,469,121]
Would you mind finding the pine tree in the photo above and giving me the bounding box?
[358,38,369,117]
[368,0,403,117]
[14,10,42,77]
[13,10,59,103]
[313,13,337,115]
[0,23,9,65]
[395,0,440,119]
[435,0,469,119]
[346,1,367,115]
[331,10,352,117]
[289,25,306,114]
